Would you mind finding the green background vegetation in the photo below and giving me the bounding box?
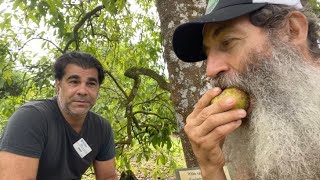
[0,0,184,178]
[0,0,319,179]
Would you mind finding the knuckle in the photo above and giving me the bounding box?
[214,101,225,109]
[192,136,207,148]
[188,133,199,144]
[185,115,193,124]
[184,123,192,134]
[197,137,208,146]
[194,100,207,109]
[184,129,205,147]
[184,125,197,139]
[199,107,211,120]
[214,126,227,137]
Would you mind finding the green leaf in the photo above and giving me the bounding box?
[26,33,32,39]
[37,2,47,17]
[3,71,12,86]
[167,139,172,150]
[28,13,37,23]
[159,154,167,165]
[12,0,23,10]
[101,0,108,7]
[136,153,142,162]
[117,0,126,12]
[47,0,57,14]
[29,0,37,10]
[0,79,4,88]
[102,0,117,14]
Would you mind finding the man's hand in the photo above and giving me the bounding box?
[184,87,247,179]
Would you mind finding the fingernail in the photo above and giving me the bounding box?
[235,120,242,126]
[226,98,234,104]
[213,87,220,92]
[238,109,247,117]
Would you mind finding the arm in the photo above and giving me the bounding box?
[93,158,118,180]
[184,87,246,180]
[0,151,39,180]
[0,105,47,179]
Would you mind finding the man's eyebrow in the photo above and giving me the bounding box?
[202,24,237,52]
[66,75,80,80]
[88,77,98,83]
[212,25,232,38]
[66,75,98,83]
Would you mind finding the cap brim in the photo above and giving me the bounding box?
[172,3,267,62]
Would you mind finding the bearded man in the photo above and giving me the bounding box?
[172,0,320,179]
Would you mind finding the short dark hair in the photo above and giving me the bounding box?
[54,51,105,84]
[249,4,320,58]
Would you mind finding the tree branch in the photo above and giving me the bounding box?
[105,70,128,98]
[124,67,170,91]
[36,37,64,53]
[63,5,105,52]
[133,110,174,123]
[115,67,170,146]
[18,37,63,54]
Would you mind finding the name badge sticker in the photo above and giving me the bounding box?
[73,138,92,158]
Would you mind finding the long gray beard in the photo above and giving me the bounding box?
[212,41,320,179]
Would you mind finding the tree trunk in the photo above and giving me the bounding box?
[155,0,207,168]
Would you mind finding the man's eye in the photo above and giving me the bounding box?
[222,40,231,47]
[88,82,97,87]
[69,80,78,84]
[220,38,238,50]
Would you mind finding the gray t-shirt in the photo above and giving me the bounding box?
[0,97,116,180]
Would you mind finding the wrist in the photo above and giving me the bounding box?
[201,167,226,180]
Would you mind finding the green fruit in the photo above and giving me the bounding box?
[211,87,249,110]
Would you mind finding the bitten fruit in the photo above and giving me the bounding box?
[211,87,249,110]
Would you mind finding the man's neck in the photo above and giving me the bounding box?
[56,99,86,133]
[63,113,86,133]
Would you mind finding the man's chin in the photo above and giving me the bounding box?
[69,108,90,117]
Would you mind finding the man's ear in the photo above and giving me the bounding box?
[287,11,308,46]
[55,80,60,94]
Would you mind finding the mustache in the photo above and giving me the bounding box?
[211,72,250,93]
[210,50,273,96]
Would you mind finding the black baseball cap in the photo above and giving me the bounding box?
[172,0,303,62]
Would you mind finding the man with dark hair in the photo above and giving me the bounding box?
[172,0,320,179]
[0,51,118,179]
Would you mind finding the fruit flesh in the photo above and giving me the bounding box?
[211,87,249,110]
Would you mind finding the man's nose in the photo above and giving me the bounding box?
[77,84,88,96]
[206,51,230,77]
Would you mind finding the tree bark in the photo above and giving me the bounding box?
[155,0,207,168]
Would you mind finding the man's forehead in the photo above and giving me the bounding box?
[203,22,234,39]
[64,64,97,73]
[203,22,226,35]
[63,64,98,80]
[64,74,98,82]
[203,16,249,36]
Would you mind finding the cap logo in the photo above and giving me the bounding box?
[205,0,219,14]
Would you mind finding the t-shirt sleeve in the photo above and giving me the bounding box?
[95,121,116,161]
[0,105,47,158]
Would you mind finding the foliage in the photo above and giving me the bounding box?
[3,0,319,178]
[0,0,183,178]
[82,136,186,179]
[307,0,320,12]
